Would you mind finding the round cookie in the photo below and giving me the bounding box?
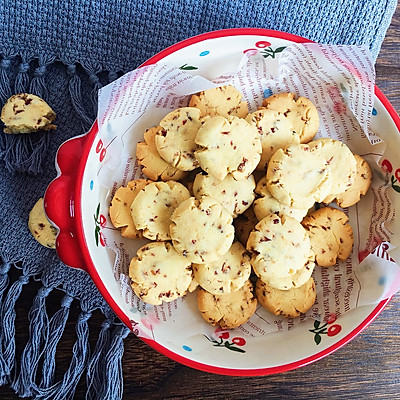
[155,107,202,171]
[193,241,251,294]
[256,276,316,317]
[261,92,319,143]
[195,115,261,180]
[301,206,354,267]
[192,172,256,217]
[333,153,372,207]
[308,138,357,203]
[136,126,187,181]
[233,206,259,248]
[246,108,300,170]
[263,260,315,291]
[109,179,151,239]
[28,198,57,249]
[253,175,308,222]
[131,181,190,241]
[247,214,314,281]
[189,85,248,118]
[266,143,332,209]
[197,280,257,329]
[169,196,234,263]
[129,242,192,305]
[1,93,56,134]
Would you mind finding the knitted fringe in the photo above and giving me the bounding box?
[0,260,129,399]
[0,55,111,174]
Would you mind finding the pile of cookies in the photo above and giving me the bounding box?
[109,85,372,329]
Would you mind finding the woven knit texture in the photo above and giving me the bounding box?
[0,0,397,398]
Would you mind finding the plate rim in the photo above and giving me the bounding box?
[73,28,398,376]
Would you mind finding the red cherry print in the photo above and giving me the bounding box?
[325,313,337,324]
[255,40,271,48]
[381,159,392,173]
[99,232,106,247]
[327,324,342,337]
[395,168,400,181]
[100,148,106,162]
[99,214,107,227]
[96,139,103,153]
[219,332,230,340]
[232,337,246,346]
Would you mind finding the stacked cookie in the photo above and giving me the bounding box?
[109,85,372,328]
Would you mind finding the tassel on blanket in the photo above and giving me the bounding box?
[86,318,112,399]
[82,61,103,116]
[14,61,30,94]
[100,324,130,400]
[67,64,94,132]
[0,273,30,385]
[12,285,52,397]
[39,294,74,388]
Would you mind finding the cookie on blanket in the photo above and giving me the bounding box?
[308,138,357,203]
[130,181,190,241]
[189,85,248,118]
[136,126,188,181]
[253,175,308,222]
[192,172,255,217]
[247,214,314,281]
[155,107,202,171]
[332,153,372,207]
[261,92,319,143]
[197,280,257,329]
[109,179,152,239]
[195,115,261,180]
[256,276,316,317]
[193,241,251,294]
[266,143,332,209]
[28,198,57,249]
[129,242,193,305]
[233,206,259,247]
[302,206,353,266]
[246,108,300,170]
[170,196,234,263]
[263,260,315,291]
[1,93,56,134]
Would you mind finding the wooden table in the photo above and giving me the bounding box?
[2,7,400,400]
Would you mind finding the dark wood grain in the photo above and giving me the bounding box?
[1,5,400,400]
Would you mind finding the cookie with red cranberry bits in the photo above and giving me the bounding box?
[155,107,202,171]
[261,92,319,143]
[256,276,316,317]
[266,143,332,210]
[28,198,57,249]
[233,206,259,247]
[247,214,314,281]
[1,93,56,134]
[194,115,261,180]
[193,241,251,295]
[246,108,300,170]
[263,260,315,291]
[189,85,248,118]
[130,181,190,241]
[109,179,152,239]
[334,153,372,207]
[129,242,193,305]
[253,175,308,222]
[136,126,187,181]
[308,138,357,203]
[192,172,256,218]
[197,280,257,329]
[170,196,234,263]
[301,206,353,267]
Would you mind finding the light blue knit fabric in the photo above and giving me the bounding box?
[0,0,397,398]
